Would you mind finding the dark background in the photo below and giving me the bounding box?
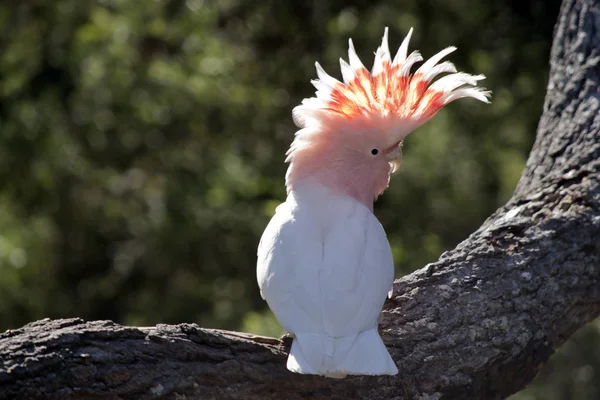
[0,1,597,398]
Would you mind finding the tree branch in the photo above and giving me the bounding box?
[1,0,599,399]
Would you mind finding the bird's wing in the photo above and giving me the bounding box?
[257,200,394,337]
[257,201,324,334]
[319,203,395,337]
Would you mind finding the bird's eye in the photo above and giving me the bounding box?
[371,148,379,155]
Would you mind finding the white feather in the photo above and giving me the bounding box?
[315,62,341,88]
[420,61,457,83]
[339,59,355,84]
[292,102,324,128]
[428,73,486,93]
[257,180,398,376]
[372,27,391,76]
[311,78,333,92]
[347,39,365,70]
[310,80,333,102]
[392,27,413,66]
[415,46,457,77]
[399,50,423,76]
[380,27,391,64]
[441,87,491,104]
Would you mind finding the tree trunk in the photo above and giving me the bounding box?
[1,0,599,399]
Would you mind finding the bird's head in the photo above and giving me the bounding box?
[285,28,490,210]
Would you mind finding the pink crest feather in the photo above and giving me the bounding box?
[293,28,490,138]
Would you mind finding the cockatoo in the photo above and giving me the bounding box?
[257,27,489,378]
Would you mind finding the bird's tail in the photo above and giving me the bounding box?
[286,328,398,377]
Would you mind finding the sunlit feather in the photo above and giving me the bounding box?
[293,28,491,139]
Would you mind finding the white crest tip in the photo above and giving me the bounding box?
[293,27,490,131]
[393,27,414,65]
[339,58,355,84]
[348,39,365,70]
[380,27,391,62]
[315,62,340,86]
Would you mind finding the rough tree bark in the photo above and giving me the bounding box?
[1,0,599,399]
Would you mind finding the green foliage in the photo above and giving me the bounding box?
[242,309,283,338]
[1,0,598,397]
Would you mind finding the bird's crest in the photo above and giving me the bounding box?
[293,28,490,138]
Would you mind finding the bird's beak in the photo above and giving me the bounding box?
[385,141,403,173]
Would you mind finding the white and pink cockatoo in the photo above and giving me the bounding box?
[257,28,489,378]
